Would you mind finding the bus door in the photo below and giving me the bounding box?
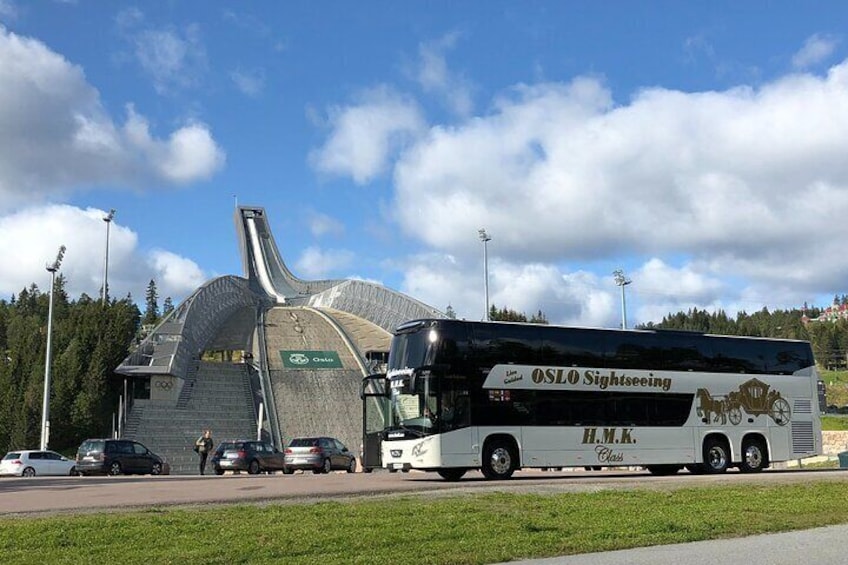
[360,373,388,472]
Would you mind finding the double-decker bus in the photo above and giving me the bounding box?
[360,318,822,481]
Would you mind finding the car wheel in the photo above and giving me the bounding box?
[22,467,36,477]
[215,468,225,476]
[108,462,122,476]
[282,467,293,475]
[248,460,261,475]
[347,458,356,473]
[322,458,332,474]
[68,467,77,476]
[151,462,162,475]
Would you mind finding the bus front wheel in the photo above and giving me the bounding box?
[481,439,517,480]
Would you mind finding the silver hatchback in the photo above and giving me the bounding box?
[283,437,356,474]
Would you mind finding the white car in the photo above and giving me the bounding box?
[0,450,77,477]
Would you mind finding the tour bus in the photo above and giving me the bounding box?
[360,318,822,481]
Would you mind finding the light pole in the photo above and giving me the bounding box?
[102,209,115,306]
[613,269,632,330]
[41,245,66,450]
[478,228,492,321]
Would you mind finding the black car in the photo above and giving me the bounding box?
[75,439,167,476]
[210,440,287,475]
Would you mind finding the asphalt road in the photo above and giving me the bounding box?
[2,467,847,517]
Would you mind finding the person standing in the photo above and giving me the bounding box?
[195,429,213,475]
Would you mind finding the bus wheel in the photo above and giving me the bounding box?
[646,465,681,476]
[739,437,767,473]
[437,468,466,481]
[481,440,517,480]
[702,437,730,474]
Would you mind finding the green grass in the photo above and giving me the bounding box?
[822,415,848,431]
[821,369,848,408]
[2,482,848,564]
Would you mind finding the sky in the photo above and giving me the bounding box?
[2,1,848,329]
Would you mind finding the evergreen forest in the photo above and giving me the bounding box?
[0,277,171,456]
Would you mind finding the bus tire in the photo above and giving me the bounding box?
[437,468,466,481]
[481,439,517,480]
[739,436,768,473]
[702,437,730,474]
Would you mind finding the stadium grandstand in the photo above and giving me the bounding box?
[115,206,444,474]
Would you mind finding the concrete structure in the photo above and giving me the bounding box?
[116,206,444,473]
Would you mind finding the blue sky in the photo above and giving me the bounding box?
[2,1,848,328]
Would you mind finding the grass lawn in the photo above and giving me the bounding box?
[821,369,848,408]
[2,481,848,564]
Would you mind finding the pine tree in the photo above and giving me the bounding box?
[143,280,159,326]
[163,297,174,317]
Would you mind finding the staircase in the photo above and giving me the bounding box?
[124,362,257,475]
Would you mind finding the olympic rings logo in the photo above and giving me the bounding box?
[154,380,173,390]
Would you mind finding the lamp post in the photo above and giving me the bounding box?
[41,245,66,450]
[102,209,115,306]
[613,269,632,330]
[478,228,492,321]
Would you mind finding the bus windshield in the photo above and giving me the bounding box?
[388,369,438,435]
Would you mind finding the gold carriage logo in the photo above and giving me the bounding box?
[696,378,791,426]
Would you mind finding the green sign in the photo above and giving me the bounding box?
[280,350,343,369]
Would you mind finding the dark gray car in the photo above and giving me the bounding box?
[210,440,287,475]
[283,437,357,474]
[75,439,166,476]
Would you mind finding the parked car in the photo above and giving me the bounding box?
[210,440,287,475]
[0,450,77,477]
[75,439,167,476]
[283,437,357,474]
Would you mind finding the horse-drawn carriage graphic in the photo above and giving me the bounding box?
[696,378,791,426]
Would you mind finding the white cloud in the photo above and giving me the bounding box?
[0,0,17,22]
[148,249,207,297]
[309,86,426,184]
[398,252,619,327]
[415,33,474,116]
[133,24,207,94]
[384,62,848,318]
[230,67,265,97]
[792,33,839,70]
[307,212,345,238]
[0,27,225,207]
[294,246,355,279]
[0,204,208,304]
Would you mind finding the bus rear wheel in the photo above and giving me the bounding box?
[739,437,767,473]
[481,439,517,480]
[702,437,730,474]
[437,468,466,481]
